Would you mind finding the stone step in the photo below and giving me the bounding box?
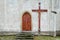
[16,35,33,37]
[17,33,33,35]
[17,36,33,37]
[16,38,33,40]
[16,33,34,37]
[16,36,33,38]
[16,37,33,39]
[17,37,33,38]
[16,32,34,40]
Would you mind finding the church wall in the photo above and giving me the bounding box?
[55,0,60,31]
[40,0,49,31]
[48,0,56,32]
[19,0,48,32]
[0,0,57,33]
[0,0,5,32]
[52,0,60,31]
[56,11,60,31]
[3,0,20,32]
[18,0,54,32]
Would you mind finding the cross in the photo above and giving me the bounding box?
[32,3,48,33]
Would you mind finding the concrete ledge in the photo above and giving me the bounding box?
[56,31,60,35]
[40,31,55,36]
[0,32,19,35]
[0,31,56,36]
[31,31,55,36]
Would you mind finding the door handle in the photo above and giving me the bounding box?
[51,11,57,14]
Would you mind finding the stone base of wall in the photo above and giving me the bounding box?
[56,31,60,36]
[0,32,19,35]
[0,31,56,36]
[40,31,56,37]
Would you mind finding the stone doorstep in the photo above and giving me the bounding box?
[16,39,33,40]
[16,38,33,39]
[16,36,33,38]
[16,32,34,35]
[16,36,33,37]
[16,36,34,38]
[16,37,33,39]
[16,32,34,40]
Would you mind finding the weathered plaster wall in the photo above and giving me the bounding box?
[0,0,56,33]
[52,0,60,31]
[0,0,5,31]
[4,0,20,32]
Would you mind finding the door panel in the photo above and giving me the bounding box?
[22,12,31,31]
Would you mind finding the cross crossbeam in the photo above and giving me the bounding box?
[32,3,48,33]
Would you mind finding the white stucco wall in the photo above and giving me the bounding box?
[0,0,57,32]
[55,0,60,31]
[52,0,60,31]
[4,0,20,32]
[0,0,5,31]
[56,11,60,31]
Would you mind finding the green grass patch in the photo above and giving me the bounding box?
[56,36,60,40]
[0,35,16,40]
[0,35,60,40]
[34,36,56,40]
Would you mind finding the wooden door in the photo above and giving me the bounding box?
[22,12,31,31]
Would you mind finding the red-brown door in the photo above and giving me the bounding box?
[22,12,31,31]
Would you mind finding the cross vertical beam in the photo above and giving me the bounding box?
[32,2,48,33]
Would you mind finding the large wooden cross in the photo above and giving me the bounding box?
[32,3,48,33]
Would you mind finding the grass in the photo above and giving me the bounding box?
[0,35,60,40]
[0,35,16,40]
[34,36,56,40]
[56,36,60,40]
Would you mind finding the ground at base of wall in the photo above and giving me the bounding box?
[34,36,56,40]
[56,36,60,40]
[0,35,60,40]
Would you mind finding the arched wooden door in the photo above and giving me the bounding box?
[22,12,31,31]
